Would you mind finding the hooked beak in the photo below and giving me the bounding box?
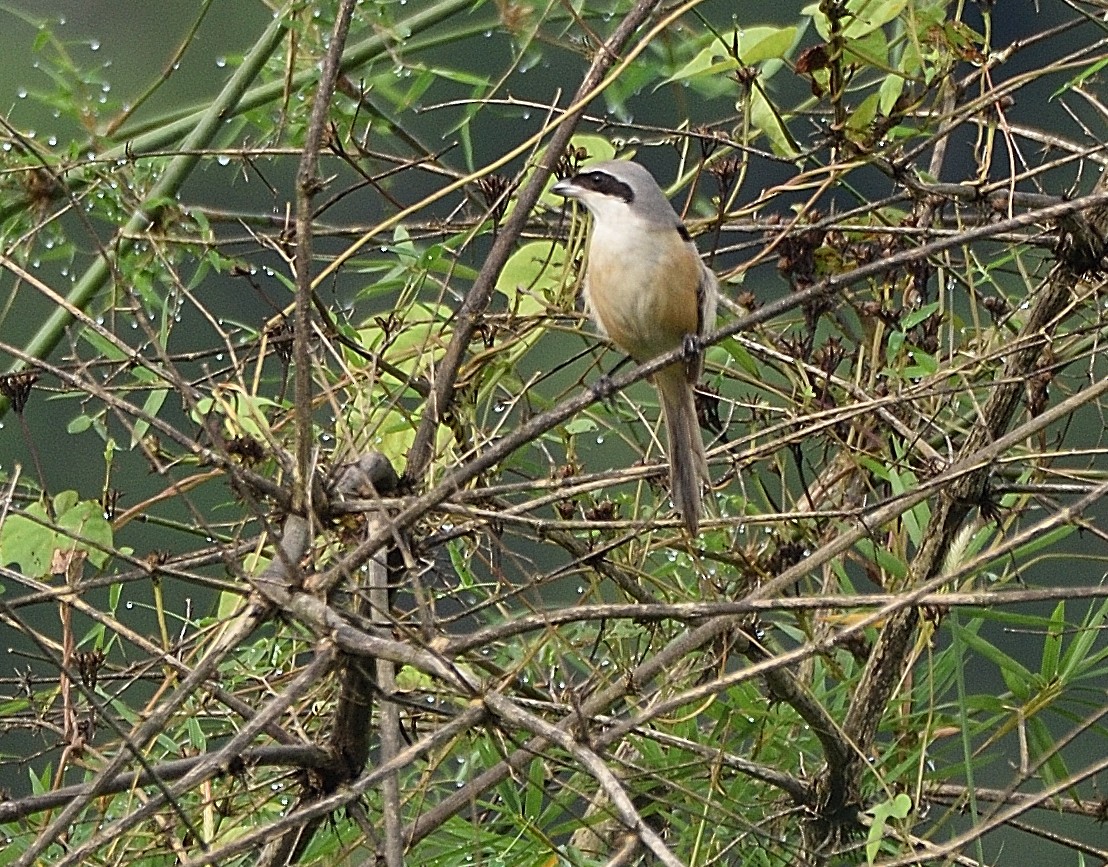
[551,178,577,198]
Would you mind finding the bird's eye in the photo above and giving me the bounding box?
[581,172,633,203]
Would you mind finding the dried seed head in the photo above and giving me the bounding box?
[707,156,743,197]
[0,371,38,414]
[476,173,515,224]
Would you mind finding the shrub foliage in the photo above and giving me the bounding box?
[1,1,1107,864]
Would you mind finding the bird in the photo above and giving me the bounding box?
[552,159,718,535]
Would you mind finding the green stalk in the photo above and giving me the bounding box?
[1,6,292,397]
[0,0,483,228]
[2,0,475,411]
[103,0,475,159]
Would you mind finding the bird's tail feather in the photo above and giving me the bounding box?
[657,366,708,535]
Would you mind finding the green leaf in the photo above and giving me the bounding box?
[866,792,912,862]
[56,496,113,570]
[885,465,927,546]
[132,387,169,448]
[844,0,908,39]
[1006,525,1074,563]
[950,620,1035,699]
[846,91,880,133]
[1027,715,1069,786]
[844,28,890,68]
[904,348,938,376]
[448,540,479,590]
[525,757,545,819]
[54,490,78,514]
[806,0,907,40]
[187,715,207,751]
[395,665,435,692]
[29,762,51,796]
[659,45,740,88]
[654,28,799,88]
[497,241,564,316]
[749,86,797,157]
[564,418,597,435]
[1059,598,1108,680]
[0,506,55,578]
[887,329,905,361]
[1052,56,1108,100]
[567,133,617,164]
[1040,601,1064,680]
[901,301,941,330]
[741,26,799,65]
[855,537,908,581]
[879,72,905,115]
[719,338,760,377]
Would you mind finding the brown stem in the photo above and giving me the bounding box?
[816,252,1089,830]
[403,0,669,485]
[293,0,358,513]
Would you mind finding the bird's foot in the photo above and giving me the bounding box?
[682,333,703,379]
[591,373,617,404]
[682,333,702,361]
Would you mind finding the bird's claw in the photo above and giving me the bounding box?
[591,373,616,404]
[682,333,703,379]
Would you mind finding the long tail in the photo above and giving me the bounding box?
[656,365,709,535]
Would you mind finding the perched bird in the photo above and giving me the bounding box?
[553,160,718,534]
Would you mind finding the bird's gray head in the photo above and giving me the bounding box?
[552,160,683,229]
